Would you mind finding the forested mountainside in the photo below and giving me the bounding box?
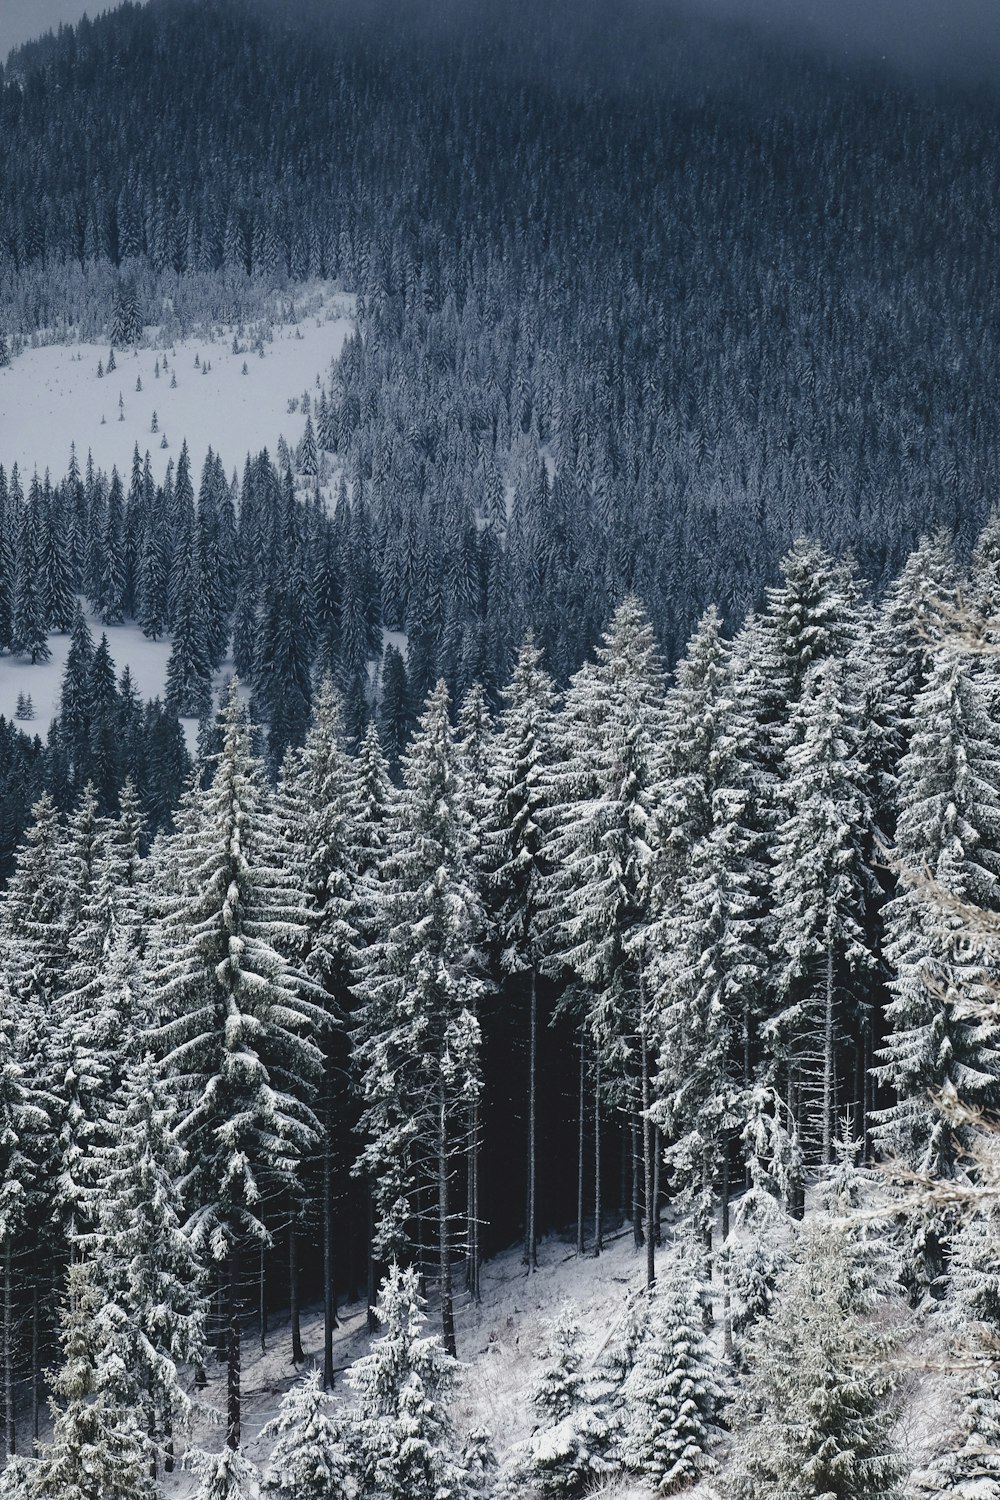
[3,0,1000,679]
[2,0,1000,1496]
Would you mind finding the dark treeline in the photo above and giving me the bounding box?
[2,0,1000,672]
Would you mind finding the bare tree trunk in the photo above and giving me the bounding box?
[594,1054,603,1255]
[438,1087,457,1358]
[641,1027,655,1289]
[4,1241,13,1457]
[258,1240,266,1356]
[630,1110,642,1250]
[290,1223,304,1367]
[721,1142,733,1361]
[577,1032,586,1256]
[31,1284,39,1453]
[468,1100,481,1303]
[653,1126,662,1247]
[366,1186,377,1334]
[525,965,538,1271]
[226,1245,241,1451]
[164,1402,174,1474]
[823,942,835,1167]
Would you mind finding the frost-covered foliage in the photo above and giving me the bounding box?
[730,1219,903,1500]
[503,1305,612,1498]
[618,1269,723,1493]
[347,1264,471,1500]
[261,1371,351,1500]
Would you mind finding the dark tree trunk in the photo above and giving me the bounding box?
[576,1032,586,1257]
[4,1241,13,1457]
[594,1054,603,1255]
[226,1245,241,1451]
[31,1284,39,1453]
[524,965,538,1270]
[366,1186,377,1335]
[721,1138,733,1360]
[630,1110,642,1250]
[258,1240,266,1356]
[290,1223,304,1366]
[641,1027,655,1289]
[438,1087,457,1358]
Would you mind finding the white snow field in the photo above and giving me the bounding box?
[162,1229,658,1500]
[0,286,354,491]
[0,286,354,736]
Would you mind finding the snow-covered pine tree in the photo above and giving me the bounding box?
[0,792,68,1008]
[650,607,767,1281]
[874,646,1000,1287]
[261,1370,351,1500]
[542,597,664,1283]
[0,997,52,1458]
[193,1446,260,1500]
[729,1218,902,1500]
[271,678,359,1381]
[482,636,557,1274]
[88,1055,206,1474]
[508,1304,612,1497]
[347,1263,469,1500]
[353,682,484,1356]
[619,1268,723,1492]
[148,682,323,1447]
[31,1259,151,1500]
[770,658,878,1165]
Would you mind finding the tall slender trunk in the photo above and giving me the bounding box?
[653,1126,662,1247]
[641,1026,655,1289]
[290,1224,304,1367]
[630,1110,642,1250]
[323,1062,336,1384]
[438,1087,457,1358]
[594,1055,603,1255]
[721,1141,733,1361]
[226,1245,241,1451]
[258,1240,266,1356]
[4,1240,13,1457]
[823,941,835,1167]
[366,1187,377,1334]
[468,1100,481,1303]
[164,1402,174,1474]
[31,1284,39,1452]
[525,965,538,1270]
[576,1032,586,1257]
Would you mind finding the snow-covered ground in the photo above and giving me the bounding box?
[0,605,235,749]
[0,286,355,739]
[163,1229,656,1498]
[0,286,354,488]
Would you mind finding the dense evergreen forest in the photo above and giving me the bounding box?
[1,0,1000,1496]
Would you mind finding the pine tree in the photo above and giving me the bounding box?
[770,659,878,1164]
[261,1371,352,1500]
[148,683,323,1447]
[542,597,664,1283]
[874,648,1000,1194]
[511,1305,612,1498]
[31,1259,151,1500]
[89,1056,206,1468]
[482,637,557,1271]
[729,1219,902,1500]
[193,1447,260,1500]
[619,1270,722,1493]
[347,1264,469,1500]
[354,683,483,1356]
[165,537,213,719]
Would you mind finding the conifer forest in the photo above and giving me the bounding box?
[2,0,1000,1495]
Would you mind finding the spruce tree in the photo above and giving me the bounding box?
[148,682,322,1447]
[730,1219,902,1500]
[347,1264,469,1500]
[353,682,484,1356]
[261,1371,352,1500]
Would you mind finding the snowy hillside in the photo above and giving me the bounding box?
[164,1232,658,1500]
[0,286,354,488]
